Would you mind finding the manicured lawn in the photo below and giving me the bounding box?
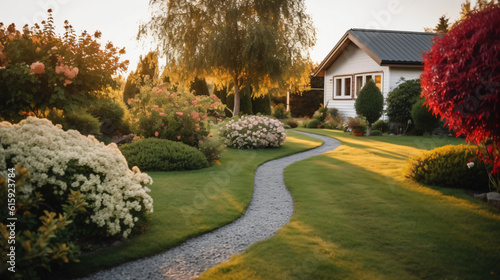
[64,131,323,278]
[199,129,500,280]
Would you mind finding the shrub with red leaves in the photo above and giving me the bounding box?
[421,5,500,186]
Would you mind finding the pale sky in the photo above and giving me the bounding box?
[1,0,466,75]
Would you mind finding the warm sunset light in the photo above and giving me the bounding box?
[1,1,499,279]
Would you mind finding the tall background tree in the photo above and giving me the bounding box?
[424,15,450,33]
[138,0,316,116]
[425,0,498,32]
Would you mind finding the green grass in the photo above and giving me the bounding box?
[64,131,323,278]
[198,128,500,280]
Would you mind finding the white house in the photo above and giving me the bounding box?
[312,29,438,118]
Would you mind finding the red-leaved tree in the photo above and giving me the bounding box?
[421,5,500,190]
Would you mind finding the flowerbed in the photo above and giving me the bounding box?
[220,115,286,149]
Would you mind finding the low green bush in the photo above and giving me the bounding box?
[313,107,328,122]
[370,129,383,136]
[306,119,321,128]
[405,144,489,190]
[372,120,390,133]
[198,135,226,162]
[48,109,101,136]
[120,138,209,171]
[283,119,299,128]
[87,98,131,136]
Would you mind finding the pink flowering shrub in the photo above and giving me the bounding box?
[0,10,127,122]
[220,115,287,149]
[128,84,225,148]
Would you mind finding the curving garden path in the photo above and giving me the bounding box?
[82,131,341,280]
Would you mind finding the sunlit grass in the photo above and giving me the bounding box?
[199,128,500,280]
[63,131,322,278]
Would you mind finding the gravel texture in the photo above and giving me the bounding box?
[81,131,340,280]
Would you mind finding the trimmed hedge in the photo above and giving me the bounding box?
[120,138,209,171]
[405,144,489,190]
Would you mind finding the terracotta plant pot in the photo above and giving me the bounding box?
[353,130,364,137]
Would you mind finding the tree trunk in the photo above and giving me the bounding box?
[366,124,372,136]
[233,74,240,116]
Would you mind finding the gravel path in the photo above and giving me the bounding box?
[81,131,341,280]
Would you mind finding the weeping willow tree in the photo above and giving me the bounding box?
[138,0,316,115]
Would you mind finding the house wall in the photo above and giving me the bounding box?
[323,43,389,118]
[322,45,425,119]
[388,67,423,91]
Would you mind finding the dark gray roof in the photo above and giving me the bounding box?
[349,29,439,65]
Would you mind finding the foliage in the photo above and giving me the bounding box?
[0,117,153,238]
[421,5,500,178]
[220,115,287,149]
[372,120,390,133]
[306,119,321,129]
[272,103,290,119]
[370,129,383,136]
[354,80,383,135]
[127,84,225,148]
[313,107,328,122]
[0,10,128,122]
[289,76,324,118]
[386,79,421,130]
[252,94,272,115]
[411,99,441,135]
[405,144,489,190]
[87,97,131,137]
[190,76,210,96]
[120,138,208,171]
[198,134,227,162]
[224,86,253,116]
[48,109,101,136]
[321,108,345,130]
[0,168,87,280]
[352,125,367,133]
[283,119,299,128]
[346,116,367,131]
[477,140,500,191]
[123,52,159,104]
[425,15,450,33]
[139,0,316,115]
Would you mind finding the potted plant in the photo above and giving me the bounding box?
[352,125,366,136]
[346,116,367,136]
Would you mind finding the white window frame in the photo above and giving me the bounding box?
[332,76,352,100]
[354,73,383,98]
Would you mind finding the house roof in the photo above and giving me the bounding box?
[313,29,439,77]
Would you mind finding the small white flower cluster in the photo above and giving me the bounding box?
[0,117,153,238]
[220,115,287,149]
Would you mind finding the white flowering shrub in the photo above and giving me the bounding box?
[220,115,287,149]
[0,117,153,238]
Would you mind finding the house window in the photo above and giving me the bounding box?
[333,76,352,99]
[355,73,383,96]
